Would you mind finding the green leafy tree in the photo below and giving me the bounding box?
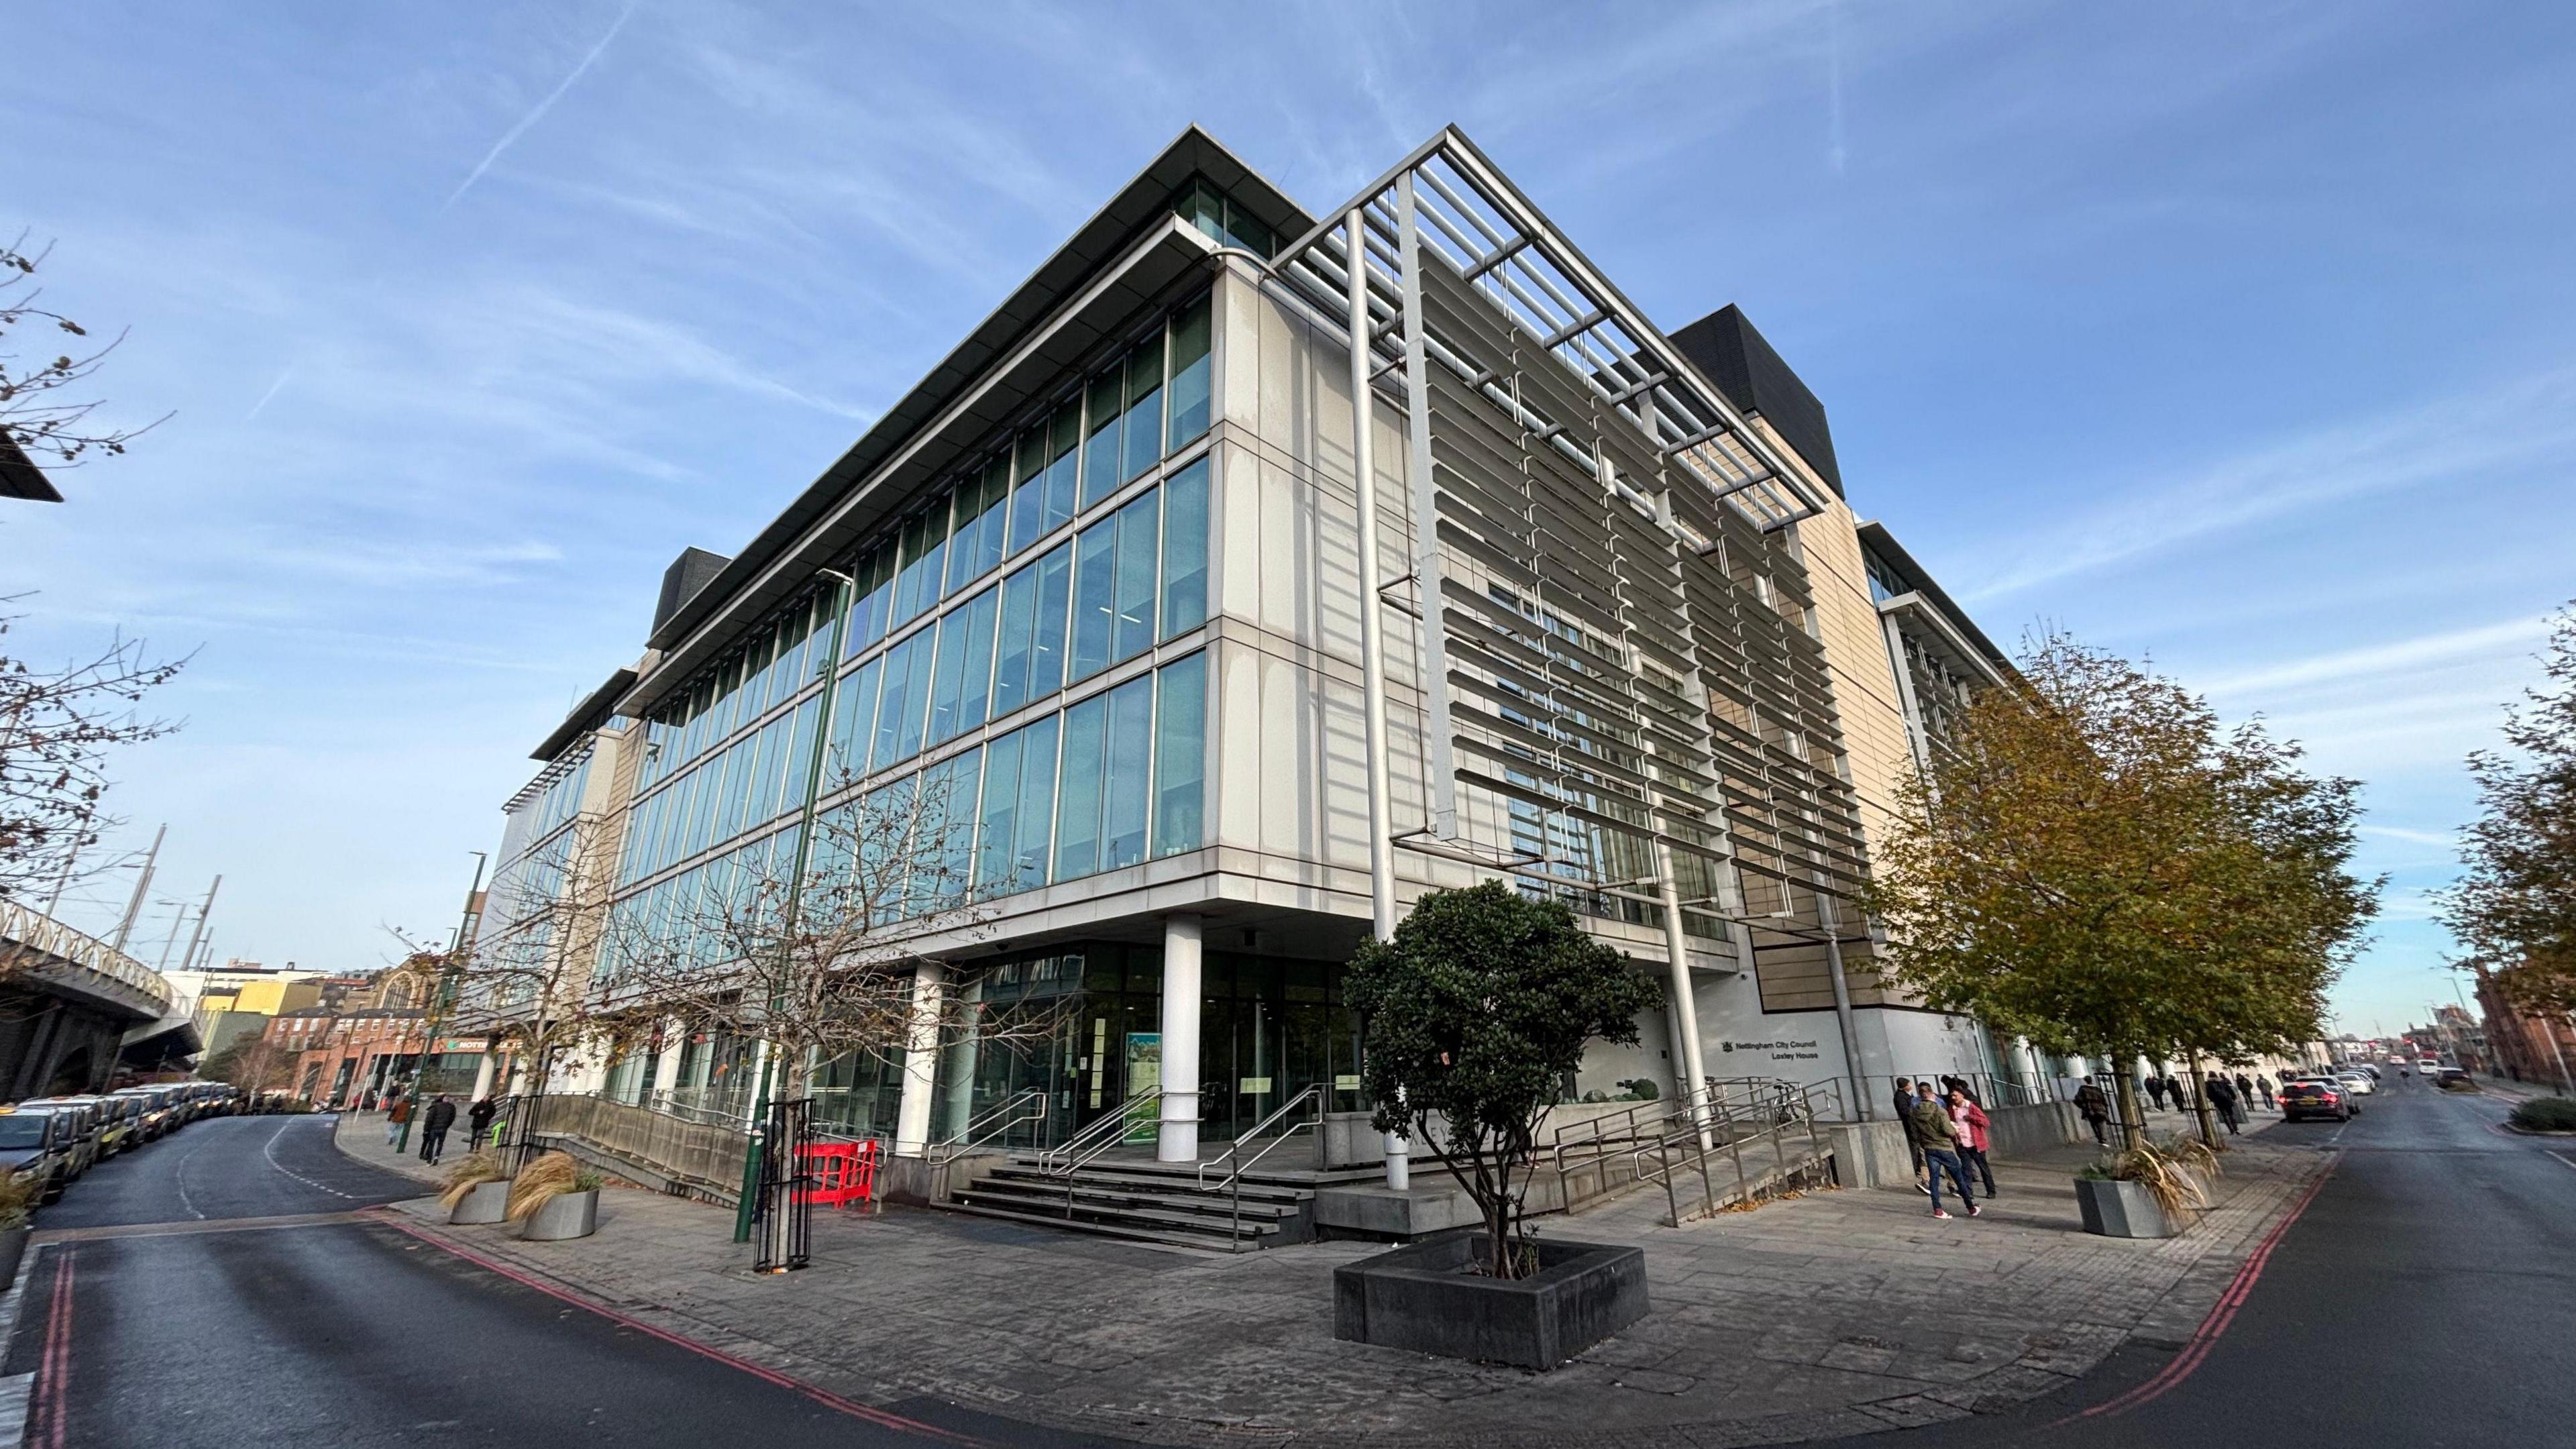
[1346,880,1661,1279]
[2443,604,2576,1019]
[1861,633,2377,1144]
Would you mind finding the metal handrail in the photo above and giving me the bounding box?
[930,1089,1049,1164]
[1196,1083,1327,1248]
[1042,1087,1162,1176]
[1554,1076,1830,1221]
[0,898,176,1015]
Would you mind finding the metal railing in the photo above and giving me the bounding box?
[0,898,175,1016]
[1039,1088,1162,1218]
[525,1092,753,1202]
[1552,1076,1832,1225]
[930,1089,1049,1165]
[1197,1082,1326,1247]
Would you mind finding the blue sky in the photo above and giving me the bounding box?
[9,2,2571,1037]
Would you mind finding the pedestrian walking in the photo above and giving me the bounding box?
[2257,1074,2275,1110]
[2207,1075,2242,1134]
[2234,1072,2255,1106]
[2147,1075,2169,1111]
[2074,1079,2111,1146]
[1948,1085,1997,1196]
[1909,1091,1980,1218]
[384,1093,411,1148]
[467,1096,498,1150]
[419,1094,458,1164]
[1893,1078,1930,1194]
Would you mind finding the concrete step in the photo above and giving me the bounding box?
[977,1163,1309,1207]
[938,1203,1239,1256]
[959,1175,1305,1227]
[953,1184,1295,1242]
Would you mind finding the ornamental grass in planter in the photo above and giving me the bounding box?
[2508,1096,2576,1132]
[507,1150,604,1240]
[0,1172,38,1288]
[2076,1134,2218,1238]
[437,1149,512,1225]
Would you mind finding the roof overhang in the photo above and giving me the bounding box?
[621,217,1233,720]
[1855,521,2011,672]
[533,667,639,762]
[622,127,1308,720]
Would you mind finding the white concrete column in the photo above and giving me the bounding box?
[894,959,945,1157]
[1158,914,1203,1163]
[468,1048,498,1102]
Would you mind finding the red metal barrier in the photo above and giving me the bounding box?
[796,1139,879,1208]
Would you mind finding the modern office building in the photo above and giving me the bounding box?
[480,125,2023,1169]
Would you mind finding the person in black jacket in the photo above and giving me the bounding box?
[2206,1075,2242,1134]
[466,1096,498,1149]
[419,1095,459,1165]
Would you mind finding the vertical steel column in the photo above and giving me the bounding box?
[1655,841,1713,1148]
[1395,174,1458,840]
[1815,885,1870,1124]
[1346,207,1408,1191]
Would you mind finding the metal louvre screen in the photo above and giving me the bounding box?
[1267,129,1868,936]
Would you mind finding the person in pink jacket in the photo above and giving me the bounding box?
[1947,1086,1996,1197]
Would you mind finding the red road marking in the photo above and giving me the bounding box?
[367,1212,986,1447]
[33,1248,75,1449]
[2066,1155,2339,1424]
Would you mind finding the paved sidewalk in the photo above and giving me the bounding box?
[343,1118,2331,1448]
[330,1110,485,1187]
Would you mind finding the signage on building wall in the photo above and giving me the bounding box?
[438,1038,483,1054]
[1717,1037,1824,1065]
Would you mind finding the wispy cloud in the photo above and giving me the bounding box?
[242,366,293,422]
[445,1,639,209]
[2359,825,2459,848]
[1969,368,2576,600]
[2194,615,2555,698]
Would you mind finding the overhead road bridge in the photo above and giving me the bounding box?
[0,898,186,1096]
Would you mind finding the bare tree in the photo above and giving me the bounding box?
[0,605,186,914]
[604,762,1018,1120]
[1,234,165,475]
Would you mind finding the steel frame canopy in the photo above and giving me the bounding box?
[1255,126,1841,883]
[1267,127,1833,541]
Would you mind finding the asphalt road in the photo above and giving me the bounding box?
[8,1115,1122,1448]
[1838,1079,2576,1447]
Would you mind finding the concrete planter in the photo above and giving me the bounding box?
[1334,1232,1648,1369]
[447,1179,511,1226]
[520,1187,599,1242]
[2075,1176,2179,1238]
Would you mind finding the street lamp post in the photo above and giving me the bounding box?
[732,570,854,1247]
[397,851,488,1155]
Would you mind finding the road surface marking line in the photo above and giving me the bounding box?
[172,1137,210,1221]
[33,1210,375,1245]
[32,1251,72,1449]
[2549,1150,2576,1175]
[262,1118,358,1200]
[2065,1154,2338,1424]
[371,1213,989,1447]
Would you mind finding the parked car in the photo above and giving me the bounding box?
[2282,1077,2355,1122]
[2334,1071,2375,1097]
[24,1095,132,1157]
[0,1107,75,1202]
[111,1087,174,1142]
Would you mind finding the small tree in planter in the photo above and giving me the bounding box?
[1346,880,1661,1280]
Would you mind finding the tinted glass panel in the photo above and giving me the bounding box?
[1167,294,1212,444]
[1053,693,1106,879]
[975,728,1023,895]
[1081,372,1122,508]
[1120,335,1165,483]
[1010,713,1059,892]
[1110,490,1159,662]
[1161,455,1209,635]
[1154,652,1207,857]
[1101,676,1153,871]
[1068,513,1118,682]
